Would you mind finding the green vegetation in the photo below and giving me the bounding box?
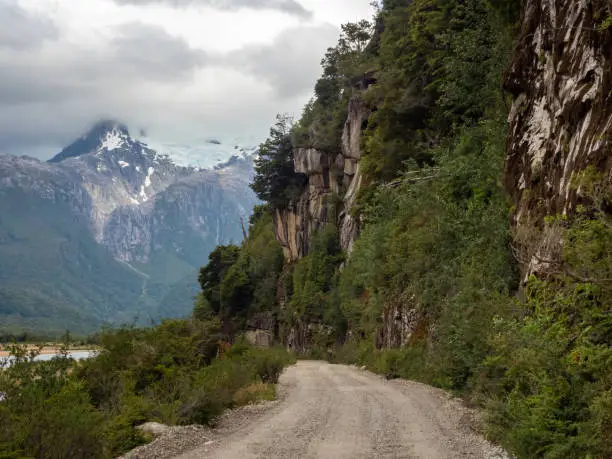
[0,321,295,458]
[291,20,373,155]
[237,0,612,457]
[252,116,307,209]
[2,1,609,458]
[0,188,144,336]
[196,206,284,336]
[281,224,345,351]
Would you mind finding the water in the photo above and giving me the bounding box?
[0,350,96,365]
[0,351,96,402]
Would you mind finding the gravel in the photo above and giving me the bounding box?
[118,425,212,459]
[117,400,282,459]
[173,361,510,459]
[119,362,509,459]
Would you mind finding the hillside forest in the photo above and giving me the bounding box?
[201,1,612,457]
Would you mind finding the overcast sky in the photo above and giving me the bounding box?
[0,0,373,159]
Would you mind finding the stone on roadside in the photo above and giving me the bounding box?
[136,422,170,437]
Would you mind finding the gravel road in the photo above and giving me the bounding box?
[175,361,507,459]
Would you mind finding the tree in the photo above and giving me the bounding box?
[251,114,307,209]
[198,245,241,314]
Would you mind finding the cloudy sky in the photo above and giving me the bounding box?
[0,0,373,159]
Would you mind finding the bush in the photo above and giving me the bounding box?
[233,382,276,406]
[246,347,296,384]
[0,352,106,459]
[26,382,106,459]
[0,326,296,458]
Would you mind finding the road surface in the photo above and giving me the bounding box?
[176,361,506,459]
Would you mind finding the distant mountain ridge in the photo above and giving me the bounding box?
[0,121,259,334]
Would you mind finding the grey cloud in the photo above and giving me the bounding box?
[113,0,312,18]
[0,17,334,160]
[111,23,207,78]
[0,2,58,50]
[0,22,207,154]
[0,22,204,106]
[226,24,338,97]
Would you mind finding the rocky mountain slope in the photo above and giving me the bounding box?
[0,121,258,334]
[273,96,369,262]
[504,0,612,278]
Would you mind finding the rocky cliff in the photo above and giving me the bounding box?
[505,0,612,276]
[273,96,370,263]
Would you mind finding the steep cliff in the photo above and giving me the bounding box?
[198,2,612,455]
[273,96,370,263]
[505,0,612,276]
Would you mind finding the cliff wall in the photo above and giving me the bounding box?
[505,0,612,276]
[274,97,370,263]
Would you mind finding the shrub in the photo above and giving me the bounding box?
[246,347,296,384]
[233,382,276,406]
[0,326,296,458]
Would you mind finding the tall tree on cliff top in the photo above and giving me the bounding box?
[251,114,307,209]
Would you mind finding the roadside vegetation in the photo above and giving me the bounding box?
[208,1,612,458]
[0,320,295,459]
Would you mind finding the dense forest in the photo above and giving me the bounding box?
[201,1,612,457]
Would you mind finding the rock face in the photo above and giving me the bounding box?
[504,1,612,275]
[272,96,371,351]
[274,97,370,263]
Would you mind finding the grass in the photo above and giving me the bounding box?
[233,382,276,406]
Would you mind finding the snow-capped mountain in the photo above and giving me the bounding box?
[139,137,259,170]
[0,120,259,333]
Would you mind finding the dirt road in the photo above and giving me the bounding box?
[176,361,507,459]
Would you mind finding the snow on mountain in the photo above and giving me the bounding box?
[139,135,259,170]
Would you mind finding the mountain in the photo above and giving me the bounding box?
[140,136,259,170]
[0,121,259,334]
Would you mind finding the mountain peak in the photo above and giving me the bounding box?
[49,119,131,164]
[90,120,130,138]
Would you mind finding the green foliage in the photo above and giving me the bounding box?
[484,277,612,458]
[198,244,241,316]
[340,112,517,381]
[291,20,373,153]
[281,226,345,349]
[0,346,107,459]
[200,208,284,336]
[251,115,307,209]
[361,0,514,184]
[289,225,343,321]
[0,320,295,458]
[479,179,612,458]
